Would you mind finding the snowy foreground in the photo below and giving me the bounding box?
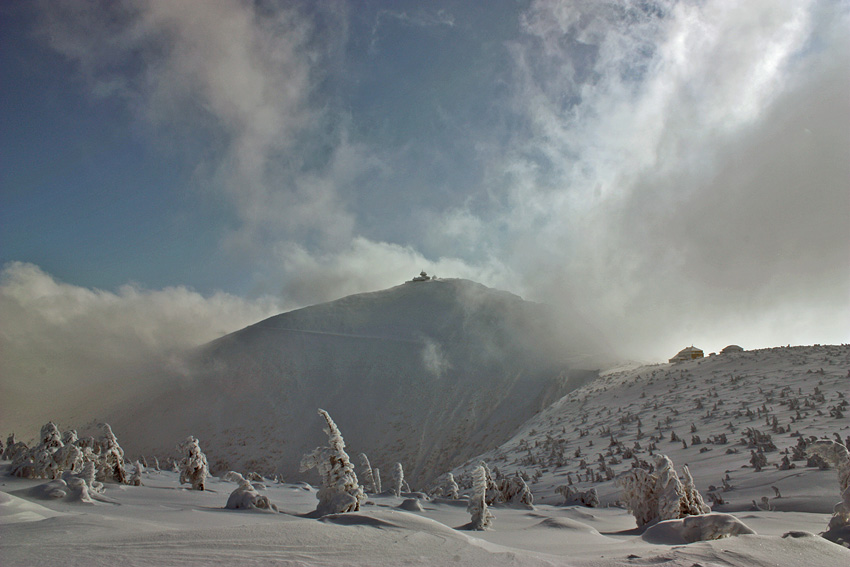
[1,466,848,567]
[2,344,849,565]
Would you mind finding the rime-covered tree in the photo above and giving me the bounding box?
[52,442,84,474]
[178,436,209,491]
[498,474,533,507]
[3,434,16,460]
[359,453,377,494]
[479,460,503,505]
[73,461,102,494]
[373,467,382,494]
[129,461,143,486]
[11,422,66,479]
[300,409,365,515]
[98,423,127,484]
[617,454,709,528]
[390,462,405,497]
[808,440,850,543]
[3,435,28,463]
[680,465,710,516]
[656,455,687,520]
[444,472,460,499]
[467,465,494,530]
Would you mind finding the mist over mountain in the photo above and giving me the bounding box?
[106,278,598,485]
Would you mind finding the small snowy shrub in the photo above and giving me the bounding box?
[391,462,404,497]
[224,471,278,512]
[300,409,365,516]
[178,436,209,490]
[642,513,756,544]
[467,465,494,530]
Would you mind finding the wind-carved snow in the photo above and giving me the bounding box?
[100,279,593,486]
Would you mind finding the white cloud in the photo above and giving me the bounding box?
[492,0,850,358]
[261,237,513,307]
[27,0,850,366]
[0,262,280,433]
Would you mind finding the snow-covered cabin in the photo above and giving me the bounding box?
[411,271,431,282]
[668,346,704,363]
[721,344,744,354]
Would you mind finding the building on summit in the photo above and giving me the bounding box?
[669,346,704,363]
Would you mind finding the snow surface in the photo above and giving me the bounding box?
[2,464,847,566]
[3,344,849,565]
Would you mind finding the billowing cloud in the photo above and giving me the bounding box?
[261,237,512,307]
[485,0,850,358]
[36,0,355,255]
[0,262,280,433]
[19,0,850,373]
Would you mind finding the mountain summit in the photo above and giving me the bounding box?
[110,278,596,485]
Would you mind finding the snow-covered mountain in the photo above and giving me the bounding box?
[103,278,597,485]
[455,344,850,514]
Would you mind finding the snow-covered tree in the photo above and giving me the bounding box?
[11,422,66,479]
[129,461,143,486]
[62,429,78,445]
[391,462,405,497]
[373,467,382,494]
[73,461,103,494]
[4,436,29,463]
[178,436,209,491]
[224,471,278,512]
[656,455,687,520]
[617,454,709,528]
[479,461,503,505]
[680,465,710,516]
[498,474,533,507]
[444,472,460,499]
[52,442,84,474]
[467,465,494,530]
[581,487,599,508]
[359,453,376,494]
[299,409,365,515]
[98,423,127,484]
[3,434,16,460]
[807,440,850,543]
[557,484,599,508]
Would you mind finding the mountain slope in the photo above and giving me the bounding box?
[105,278,595,485]
[455,344,850,513]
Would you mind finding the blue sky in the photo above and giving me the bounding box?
[1,0,849,382]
